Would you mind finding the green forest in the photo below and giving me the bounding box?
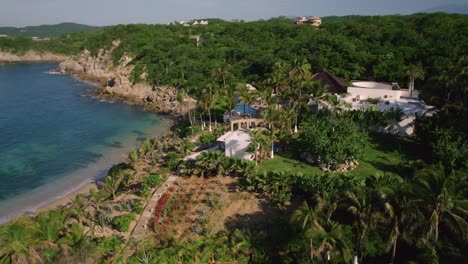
[0,13,467,264]
[0,23,102,38]
[1,14,466,114]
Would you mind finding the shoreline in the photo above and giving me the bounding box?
[0,62,178,223]
[39,116,175,213]
[36,180,100,213]
[0,60,188,224]
[0,116,174,224]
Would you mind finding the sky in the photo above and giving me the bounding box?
[0,0,467,27]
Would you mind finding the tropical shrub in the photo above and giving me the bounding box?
[166,151,184,170]
[95,236,123,255]
[112,213,135,232]
[299,115,368,170]
[199,132,216,144]
[143,174,164,188]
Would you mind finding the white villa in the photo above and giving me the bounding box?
[342,81,435,136]
[217,130,253,159]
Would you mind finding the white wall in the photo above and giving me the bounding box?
[352,81,392,90]
[347,87,402,101]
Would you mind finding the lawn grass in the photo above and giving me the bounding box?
[257,133,428,179]
[257,156,323,175]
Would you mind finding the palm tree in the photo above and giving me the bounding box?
[36,209,70,249]
[383,183,419,264]
[408,166,467,243]
[88,188,106,212]
[267,61,289,95]
[212,62,232,90]
[230,229,252,261]
[344,176,391,263]
[58,223,86,257]
[236,83,257,118]
[250,129,270,164]
[195,151,222,177]
[127,149,139,170]
[99,172,124,200]
[383,107,405,133]
[69,195,89,225]
[198,84,218,132]
[404,64,425,97]
[261,108,280,158]
[291,195,352,263]
[224,84,238,125]
[0,218,43,264]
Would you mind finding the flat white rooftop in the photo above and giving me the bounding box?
[217,130,253,159]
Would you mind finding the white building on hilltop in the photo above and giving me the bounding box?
[295,16,321,27]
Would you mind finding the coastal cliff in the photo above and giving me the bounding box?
[0,50,67,63]
[57,40,195,115]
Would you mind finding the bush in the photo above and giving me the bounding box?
[132,201,144,214]
[299,115,368,169]
[112,213,135,232]
[432,128,468,169]
[199,133,216,144]
[95,236,123,254]
[143,174,164,188]
[166,151,183,169]
[363,98,380,104]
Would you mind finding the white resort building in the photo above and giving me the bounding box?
[217,130,253,160]
[342,81,435,136]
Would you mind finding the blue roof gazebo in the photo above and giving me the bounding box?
[232,102,258,116]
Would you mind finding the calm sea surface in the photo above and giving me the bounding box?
[0,63,167,222]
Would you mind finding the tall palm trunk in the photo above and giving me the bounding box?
[200,113,204,130]
[208,109,212,132]
[324,250,330,264]
[409,77,414,97]
[294,114,298,133]
[389,235,397,264]
[271,140,274,158]
[188,109,194,134]
[353,255,359,264]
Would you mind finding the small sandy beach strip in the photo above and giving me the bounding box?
[36,181,98,212]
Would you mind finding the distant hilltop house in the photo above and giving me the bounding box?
[295,16,321,27]
[168,20,209,26]
[31,36,50,42]
[0,34,8,38]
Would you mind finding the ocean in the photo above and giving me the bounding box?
[0,63,168,223]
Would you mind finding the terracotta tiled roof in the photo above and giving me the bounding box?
[311,69,347,94]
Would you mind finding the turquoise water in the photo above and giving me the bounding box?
[0,63,168,222]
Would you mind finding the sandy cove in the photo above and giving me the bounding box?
[0,47,194,222]
[36,182,98,212]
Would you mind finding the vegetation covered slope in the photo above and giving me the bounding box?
[2,14,465,112]
[0,22,103,38]
[0,14,466,263]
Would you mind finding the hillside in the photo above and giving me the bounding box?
[0,13,466,264]
[422,4,468,14]
[0,22,103,38]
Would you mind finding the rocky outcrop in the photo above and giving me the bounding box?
[57,40,195,115]
[0,50,67,63]
[301,152,359,172]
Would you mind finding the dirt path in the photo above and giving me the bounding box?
[129,175,178,238]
